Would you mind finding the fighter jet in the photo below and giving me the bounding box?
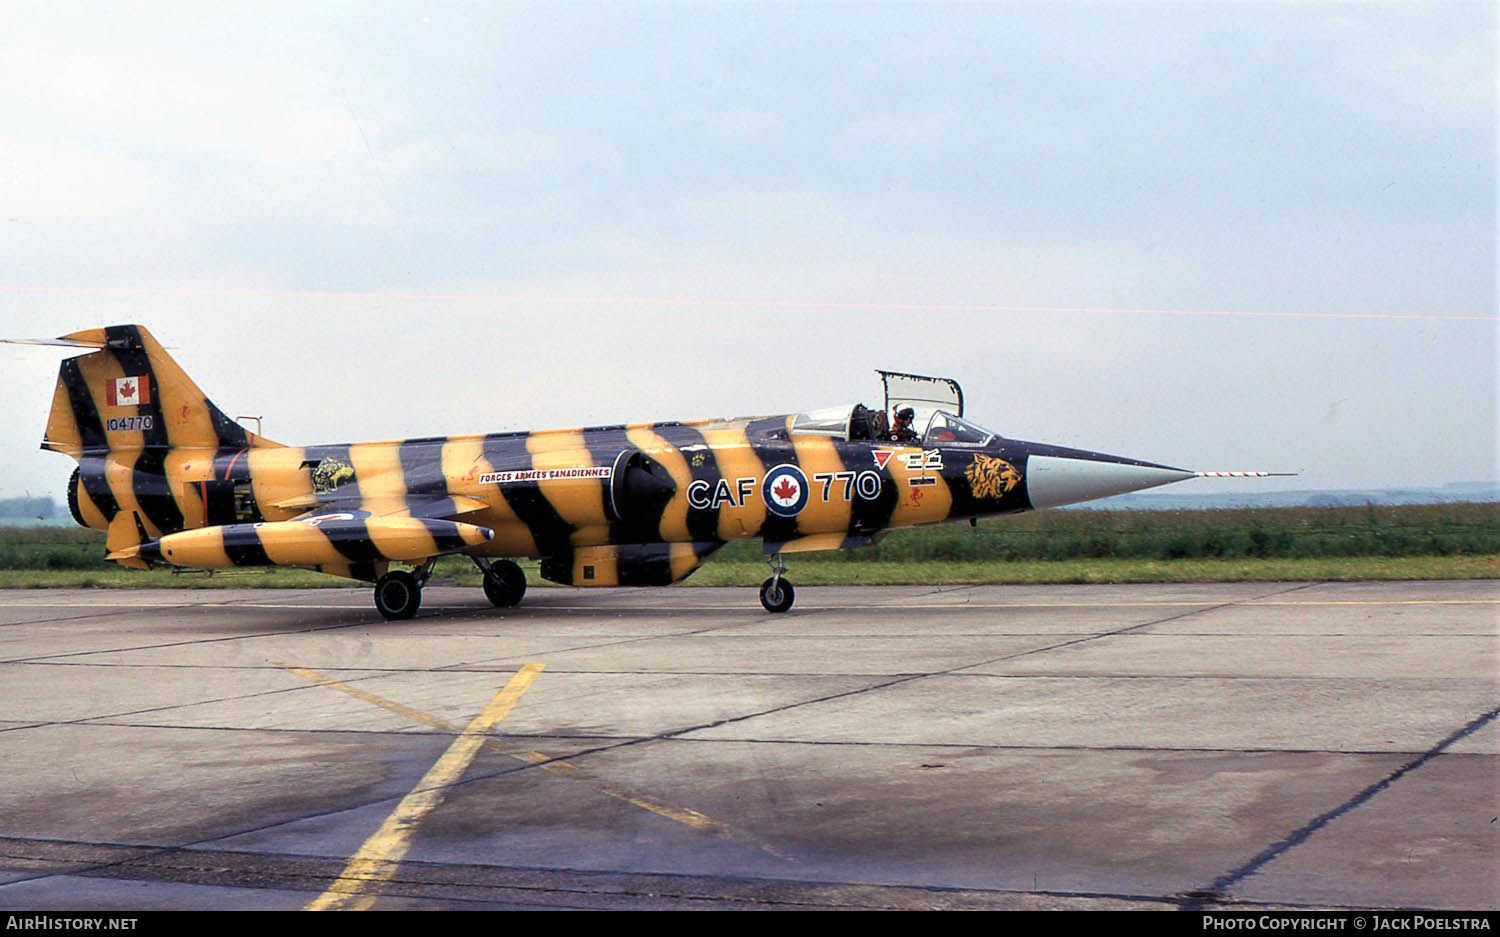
[16,325,1271,618]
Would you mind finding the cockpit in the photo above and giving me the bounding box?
[919,411,996,447]
[787,405,996,447]
[782,370,1000,448]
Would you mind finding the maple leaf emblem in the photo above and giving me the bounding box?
[119,380,135,398]
[773,477,799,501]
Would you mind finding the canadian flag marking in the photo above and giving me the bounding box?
[107,375,151,407]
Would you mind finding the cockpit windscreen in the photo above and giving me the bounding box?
[922,411,996,448]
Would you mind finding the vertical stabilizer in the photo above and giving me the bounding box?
[28,324,285,547]
[41,324,281,457]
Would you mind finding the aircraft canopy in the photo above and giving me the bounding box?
[783,371,993,445]
[878,370,963,429]
[920,411,995,448]
[790,404,883,440]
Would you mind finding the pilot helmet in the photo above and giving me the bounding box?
[896,407,915,422]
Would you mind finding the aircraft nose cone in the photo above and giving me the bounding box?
[1025,454,1196,510]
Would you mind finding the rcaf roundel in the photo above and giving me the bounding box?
[762,463,809,518]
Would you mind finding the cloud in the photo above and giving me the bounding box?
[0,3,1493,499]
[0,137,151,219]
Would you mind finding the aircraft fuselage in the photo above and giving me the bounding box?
[34,324,1202,615]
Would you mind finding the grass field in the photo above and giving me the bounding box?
[0,503,1495,588]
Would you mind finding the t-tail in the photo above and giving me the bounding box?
[26,324,282,565]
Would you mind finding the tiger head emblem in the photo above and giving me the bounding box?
[965,454,1022,501]
[311,457,356,494]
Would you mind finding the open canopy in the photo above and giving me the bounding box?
[782,371,996,446]
[878,370,963,426]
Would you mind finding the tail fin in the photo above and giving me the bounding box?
[29,324,285,549]
[40,324,282,458]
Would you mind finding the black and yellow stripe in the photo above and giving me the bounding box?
[40,324,1036,588]
[140,516,493,581]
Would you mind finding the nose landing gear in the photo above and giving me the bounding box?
[759,553,794,613]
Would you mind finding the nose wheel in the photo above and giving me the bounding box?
[758,553,794,613]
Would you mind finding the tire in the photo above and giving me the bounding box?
[482,560,528,608]
[374,570,422,620]
[759,577,794,613]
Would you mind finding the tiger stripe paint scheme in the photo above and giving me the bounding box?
[29,324,1201,617]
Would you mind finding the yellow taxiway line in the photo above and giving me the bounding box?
[276,662,792,863]
[304,662,546,912]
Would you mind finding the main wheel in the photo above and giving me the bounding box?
[374,570,422,620]
[482,560,528,608]
[759,577,795,613]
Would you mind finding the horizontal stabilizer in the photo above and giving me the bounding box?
[2,336,110,349]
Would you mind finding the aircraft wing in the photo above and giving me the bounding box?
[275,493,490,522]
[401,495,491,520]
[762,532,877,554]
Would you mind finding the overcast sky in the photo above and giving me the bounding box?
[2,1,1495,504]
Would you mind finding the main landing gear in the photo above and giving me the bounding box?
[374,560,434,621]
[474,557,527,608]
[375,558,528,620]
[759,553,795,613]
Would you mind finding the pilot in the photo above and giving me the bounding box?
[889,406,919,443]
